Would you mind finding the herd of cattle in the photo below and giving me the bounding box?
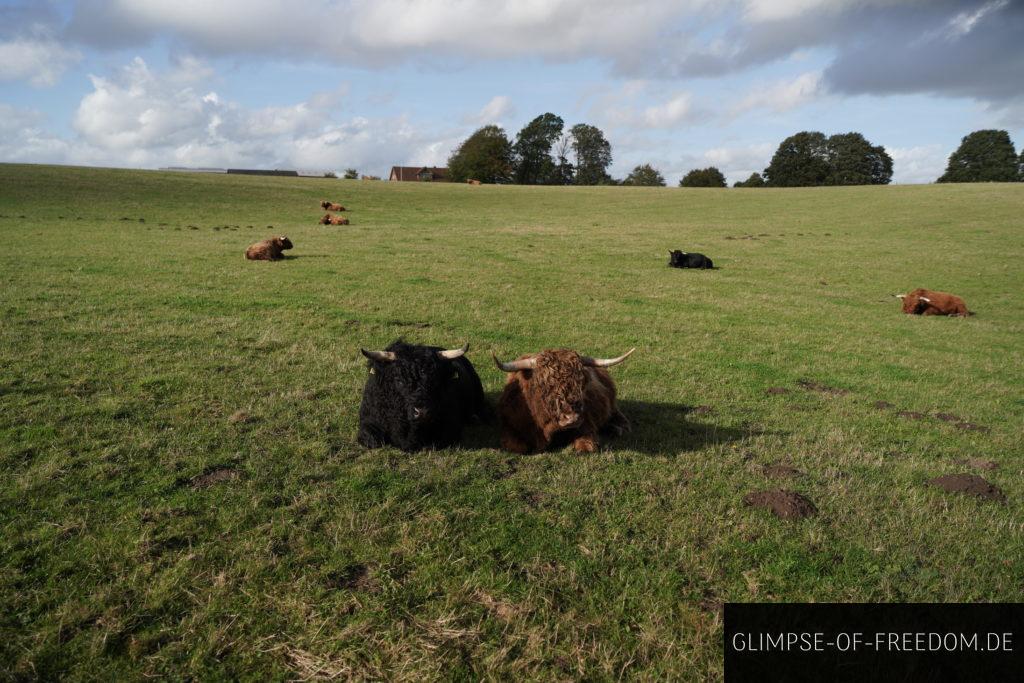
[244,198,973,452]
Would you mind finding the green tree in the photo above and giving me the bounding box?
[548,133,575,185]
[938,130,1019,183]
[622,164,666,186]
[764,131,830,187]
[826,132,892,185]
[733,172,765,188]
[569,123,612,185]
[679,167,726,187]
[343,168,359,179]
[512,113,564,185]
[447,125,513,184]
[1019,147,1024,181]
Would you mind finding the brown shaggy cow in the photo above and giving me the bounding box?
[493,348,634,454]
[895,288,970,316]
[467,179,482,185]
[245,236,293,261]
[320,201,346,211]
[319,213,350,225]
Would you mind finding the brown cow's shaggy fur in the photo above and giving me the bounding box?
[320,201,346,211]
[319,213,350,225]
[899,288,970,316]
[497,349,629,454]
[467,179,482,185]
[245,236,293,261]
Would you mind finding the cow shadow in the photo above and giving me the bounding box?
[282,254,329,259]
[460,396,763,455]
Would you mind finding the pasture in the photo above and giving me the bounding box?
[1,163,1022,679]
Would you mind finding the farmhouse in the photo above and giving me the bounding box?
[389,166,449,182]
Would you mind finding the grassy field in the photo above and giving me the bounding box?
[1,163,1022,680]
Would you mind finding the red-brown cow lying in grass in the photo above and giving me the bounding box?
[493,348,634,454]
[319,213,349,225]
[895,288,970,316]
[320,201,346,211]
[245,236,292,261]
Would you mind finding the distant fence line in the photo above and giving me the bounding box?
[160,167,331,178]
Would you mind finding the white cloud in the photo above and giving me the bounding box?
[0,37,81,87]
[594,82,702,130]
[946,0,1008,38]
[733,71,823,115]
[888,144,946,184]
[468,95,515,126]
[1,56,464,174]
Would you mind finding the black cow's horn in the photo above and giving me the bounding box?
[493,352,536,372]
[581,348,635,368]
[438,343,469,360]
[361,349,397,362]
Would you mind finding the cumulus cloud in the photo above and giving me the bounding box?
[888,144,948,184]
[1,56,463,173]
[0,3,81,86]
[592,82,703,130]
[732,71,823,115]
[466,95,515,126]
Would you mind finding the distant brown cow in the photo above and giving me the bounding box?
[320,201,346,211]
[467,179,482,186]
[493,348,634,454]
[895,288,970,317]
[245,236,293,261]
[319,213,349,225]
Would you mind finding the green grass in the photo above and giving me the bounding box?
[1,163,1022,680]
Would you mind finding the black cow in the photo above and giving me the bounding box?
[668,250,714,269]
[357,340,489,451]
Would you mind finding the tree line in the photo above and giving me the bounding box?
[446,116,1024,187]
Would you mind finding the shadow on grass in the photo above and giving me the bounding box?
[283,254,330,259]
[459,395,763,454]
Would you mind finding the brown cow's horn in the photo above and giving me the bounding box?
[581,348,635,368]
[492,352,536,372]
[361,348,397,362]
[894,294,906,299]
[438,343,469,360]
[919,297,931,303]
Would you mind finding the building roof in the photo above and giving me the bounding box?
[389,166,449,181]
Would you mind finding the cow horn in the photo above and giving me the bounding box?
[492,352,536,372]
[894,294,906,299]
[919,296,931,303]
[581,348,635,368]
[438,343,469,360]
[361,348,397,362]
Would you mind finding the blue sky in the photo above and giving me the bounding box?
[1,0,1022,184]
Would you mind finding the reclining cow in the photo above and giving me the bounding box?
[493,347,634,454]
[668,250,714,269]
[320,201,346,211]
[895,289,970,317]
[320,213,349,225]
[358,341,490,451]
[245,236,292,260]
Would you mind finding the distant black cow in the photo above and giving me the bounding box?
[668,250,714,269]
[357,340,489,451]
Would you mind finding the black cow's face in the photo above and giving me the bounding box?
[277,237,293,249]
[364,343,463,425]
[668,250,684,266]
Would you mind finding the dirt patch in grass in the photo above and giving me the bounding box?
[327,563,375,591]
[682,405,714,416]
[873,400,893,410]
[896,410,927,420]
[743,490,817,520]
[765,387,790,395]
[928,474,1005,502]
[762,463,804,479]
[934,412,963,422]
[474,589,525,622]
[953,421,989,432]
[386,319,431,328]
[796,379,849,396]
[954,458,998,471]
[190,467,242,489]
[228,410,254,424]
